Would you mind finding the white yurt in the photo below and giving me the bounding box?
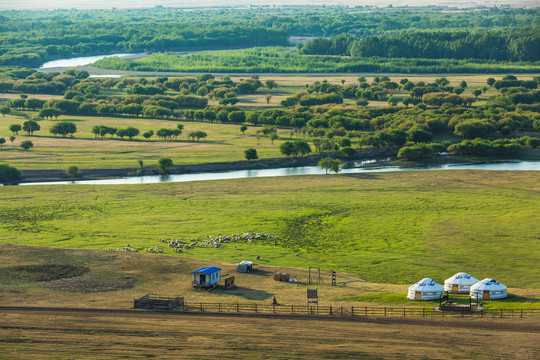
[470,278,507,300]
[444,272,480,294]
[407,278,444,301]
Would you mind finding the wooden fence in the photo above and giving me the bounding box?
[178,302,540,319]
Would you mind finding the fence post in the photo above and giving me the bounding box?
[384,307,386,316]
[521,309,523,318]
[237,303,239,312]
[330,306,333,315]
[218,303,221,312]
[351,306,354,317]
[365,306,368,316]
[341,307,343,316]
[255,304,257,313]
[501,309,503,318]
[291,305,294,315]
[422,308,425,317]
[403,308,406,317]
[200,302,203,311]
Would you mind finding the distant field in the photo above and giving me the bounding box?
[1,171,538,289]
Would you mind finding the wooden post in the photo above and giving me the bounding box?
[500,309,503,318]
[365,306,368,316]
[521,309,523,318]
[351,306,354,317]
[218,303,221,312]
[200,302,203,311]
[330,306,333,315]
[291,305,294,314]
[403,308,406,317]
[255,304,257,313]
[237,303,239,312]
[384,307,386,316]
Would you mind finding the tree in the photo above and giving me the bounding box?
[143,130,154,140]
[270,132,278,144]
[188,130,207,141]
[397,144,432,160]
[244,148,258,161]
[9,135,15,147]
[279,141,296,157]
[525,137,540,149]
[9,124,21,135]
[294,140,311,156]
[0,107,10,117]
[124,127,140,140]
[265,94,272,104]
[265,80,277,89]
[473,89,482,98]
[157,157,173,174]
[407,127,433,143]
[50,122,77,137]
[23,120,40,135]
[388,96,399,106]
[66,165,79,178]
[228,111,246,124]
[138,160,144,169]
[318,157,342,174]
[487,78,496,87]
[0,163,21,184]
[0,137,5,149]
[20,140,33,152]
[240,124,248,134]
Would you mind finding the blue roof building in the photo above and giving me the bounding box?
[191,266,221,288]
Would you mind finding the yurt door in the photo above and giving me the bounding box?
[452,284,459,293]
[483,290,490,300]
[415,291,421,301]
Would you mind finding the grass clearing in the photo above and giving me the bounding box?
[0,114,296,169]
[1,171,538,292]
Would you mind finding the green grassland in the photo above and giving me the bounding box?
[1,171,538,291]
[0,113,294,170]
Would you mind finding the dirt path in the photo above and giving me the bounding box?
[1,306,538,332]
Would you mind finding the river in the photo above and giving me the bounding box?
[18,160,540,186]
[39,53,142,69]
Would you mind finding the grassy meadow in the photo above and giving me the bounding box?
[1,171,538,293]
[0,113,294,170]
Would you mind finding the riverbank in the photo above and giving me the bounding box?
[14,150,540,185]
[17,151,395,183]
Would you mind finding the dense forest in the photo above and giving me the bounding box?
[1,6,539,69]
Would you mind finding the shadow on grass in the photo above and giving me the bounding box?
[341,173,382,180]
[213,286,273,301]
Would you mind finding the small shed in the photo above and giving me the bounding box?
[407,278,444,301]
[236,260,253,273]
[444,272,480,294]
[470,278,507,300]
[191,266,221,288]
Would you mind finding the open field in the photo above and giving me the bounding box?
[1,244,538,310]
[1,309,539,360]
[0,244,539,359]
[1,171,539,291]
[0,114,295,170]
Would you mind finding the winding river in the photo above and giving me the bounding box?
[19,160,540,186]
[39,53,142,69]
